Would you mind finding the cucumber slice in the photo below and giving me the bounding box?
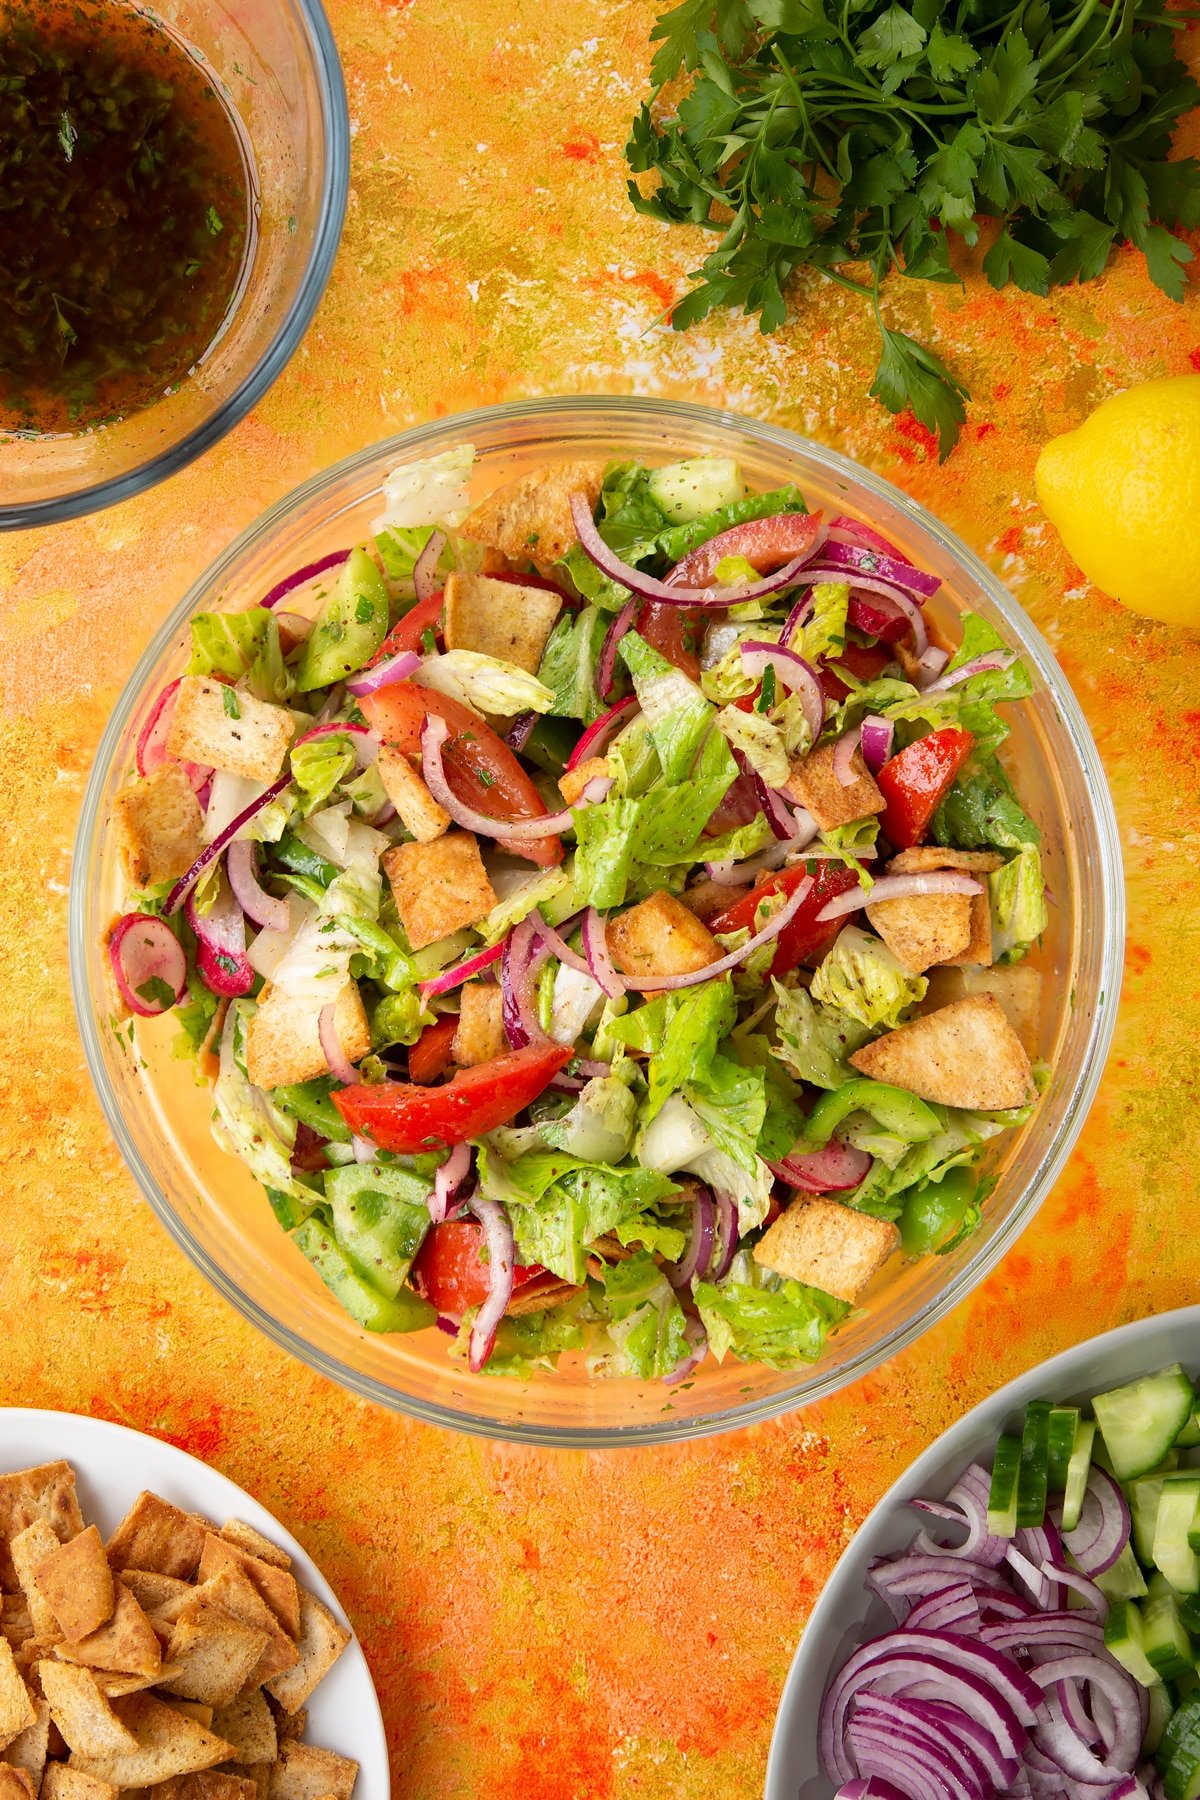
[1095,1364,1196,1481]
[1179,1414,1200,1450]
[1159,1692,1200,1775]
[1166,1724,1200,1800]
[987,1434,1022,1538]
[1047,1404,1080,1490]
[1106,1598,1161,1688]
[1145,1589,1197,1680]
[1147,1683,1177,1757]
[1181,1595,1200,1636]
[1156,1478,1200,1594]
[1061,1417,1097,1531]
[1097,1541,1150,1604]
[1017,1400,1051,1529]
[646,457,745,523]
[1135,1475,1174,1566]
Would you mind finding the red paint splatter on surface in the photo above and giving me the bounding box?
[976,422,998,439]
[1126,943,1152,975]
[891,411,937,463]
[1189,347,1200,371]
[997,525,1023,556]
[562,133,601,162]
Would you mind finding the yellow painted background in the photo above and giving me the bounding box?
[2,1,1199,1793]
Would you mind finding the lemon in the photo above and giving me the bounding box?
[1035,375,1200,629]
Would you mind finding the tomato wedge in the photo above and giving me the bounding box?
[876,726,974,850]
[709,860,863,975]
[359,682,563,866]
[407,1015,457,1085]
[333,1042,572,1151]
[666,510,824,588]
[410,1219,547,1315]
[637,601,700,680]
[373,591,444,661]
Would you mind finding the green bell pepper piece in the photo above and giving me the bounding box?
[900,1166,980,1256]
[802,1078,941,1149]
[273,1078,353,1145]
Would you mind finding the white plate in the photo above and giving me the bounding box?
[765,1305,1200,1799]
[0,1409,389,1800]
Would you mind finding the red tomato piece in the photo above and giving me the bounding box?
[820,640,894,703]
[359,682,562,867]
[846,593,911,643]
[876,726,974,850]
[373,591,444,661]
[637,600,701,680]
[407,1015,457,1085]
[666,510,824,588]
[332,1042,572,1152]
[410,1219,545,1315]
[708,860,864,975]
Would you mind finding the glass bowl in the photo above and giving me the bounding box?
[0,0,348,532]
[69,397,1124,1445]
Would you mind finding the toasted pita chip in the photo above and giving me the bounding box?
[37,1664,138,1760]
[11,1640,57,1685]
[107,1499,206,1583]
[231,1765,270,1800]
[754,1197,899,1303]
[460,459,606,574]
[954,963,1043,1058]
[270,1705,305,1744]
[57,1588,161,1679]
[4,1696,50,1786]
[68,1696,234,1787]
[263,1595,349,1717]
[0,1602,30,1654]
[848,992,1036,1111]
[166,1705,214,1730]
[0,1468,84,1591]
[91,1670,176,1700]
[0,1639,36,1747]
[216,1528,289,1576]
[116,1576,192,1618]
[503,1278,581,1318]
[41,1763,118,1800]
[888,847,1004,970]
[35,1530,115,1644]
[160,1608,269,1709]
[206,1696,276,1769]
[154,1775,258,1800]
[265,1743,356,1800]
[182,1567,296,1688]
[196,1544,298,1645]
[865,889,972,974]
[0,1765,34,1800]
[10,1525,63,1642]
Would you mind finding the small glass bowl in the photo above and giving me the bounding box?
[0,0,348,531]
[70,398,1124,1445]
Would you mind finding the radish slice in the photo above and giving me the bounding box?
[832,726,861,788]
[418,941,503,1000]
[318,1003,359,1085]
[582,907,624,998]
[860,716,894,774]
[413,530,446,604]
[782,571,929,653]
[430,1142,472,1225]
[625,872,815,992]
[165,774,292,915]
[420,715,608,839]
[345,649,422,699]
[467,1195,515,1371]
[569,492,818,609]
[770,1140,871,1192]
[816,870,983,924]
[259,550,350,610]
[564,695,639,771]
[186,872,254,998]
[109,914,187,1017]
[136,679,211,793]
[226,839,290,934]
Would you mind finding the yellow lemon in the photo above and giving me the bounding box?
[1035,374,1200,629]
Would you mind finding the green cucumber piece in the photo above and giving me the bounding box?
[646,457,744,523]
[1095,1364,1196,1481]
[1156,1477,1200,1594]
[1061,1417,1097,1531]
[1181,1595,1200,1636]
[1047,1404,1081,1491]
[1135,1475,1174,1566]
[291,1218,435,1333]
[1147,1682,1177,1757]
[1159,1692,1200,1775]
[1017,1400,1051,1529]
[1105,1599,1160,1688]
[1144,1588,1197,1680]
[323,1163,431,1300]
[1179,1414,1200,1450]
[295,547,390,692]
[987,1434,1022,1538]
[1097,1541,1150,1604]
[1166,1728,1200,1800]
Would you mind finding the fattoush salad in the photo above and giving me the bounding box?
[107,446,1050,1381]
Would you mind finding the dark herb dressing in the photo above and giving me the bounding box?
[0,0,254,434]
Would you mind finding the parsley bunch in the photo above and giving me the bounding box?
[627,0,1200,456]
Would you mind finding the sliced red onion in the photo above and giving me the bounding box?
[318,1002,359,1085]
[832,725,861,787]
[413,529,447,604]
[352,1133,374,1164]
[664,1316,708,1386]
[666,1188,716,1289]
[548,1071,587,1094]
[770,1140,872,1193]
[848,1696,994,1797]
[910,1466,1010,1569]
[345,648,422,699]
[1029,1654,1142,1780]
[564,694,639,772]
[505,711,538,752]
[421,715,606,839]
[467,1195,515,1371]
[597,596,639,703]
[529,913,591,977]
[572,1055,611,1078]
[108,914,188,1017]
[915,645,951,687]
[136,678,211,793]
[315,682,346,724]
[569,492,815,610]
[828,515,910,562]
[625,871,814,993]
[435,1314,459,1337]
[664,509,826,588]
[259,549,349,610]
[371,799,397,828]
[923,651,1017,694]
[430,1142,472,1225]
[860,715,895,774]
[227,838,290,934]
[581,907,625,998]
[816,870,983,924]
[166,773,293,915]
[273,610,314,646]
[833,1780,909,1800]
[1056,1468,1130,1576]
[738,640,825,741]
[418,941,503,1000]
[818,537,941,599]
[186,872,254,998]
[293,719,381,769]
[729,747,802,842]
[709,1189,739,1281]
[904,1583,981,1634]
[501,916,550,1049]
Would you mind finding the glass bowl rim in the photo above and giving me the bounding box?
[68,394,1126,1446]
[0,0,350,534]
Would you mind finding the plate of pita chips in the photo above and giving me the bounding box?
[0,1412,387,1800]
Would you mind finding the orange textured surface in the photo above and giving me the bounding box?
[2,2,1200,1793]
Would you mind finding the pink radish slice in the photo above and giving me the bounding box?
[136,680,211,793]
[770,1140,872,1192]
[186,872,254,998]
[109,914,188,1017]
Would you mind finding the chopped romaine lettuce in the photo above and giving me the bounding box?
[988,846,1048,963]
[606,978,737,1122]
[414,651,554,718]
[592,1252,689,1380]
[637,1093,773,1232]
[187,610,269,682]
[535,605,611,723]
[477,1145,679,1285]
[695,1255,850,1368]
[715,703,790,789]
[290,734,357,814]
[934,750,1041,852]
[654,483,807,567]
[618,632,718,783]
[796,580,849,666]
[211,1002,315,1212]
[540,1075,637,1165]
[371,444,475,533]
[466,1301,587,1377]
[810,925,927,1030]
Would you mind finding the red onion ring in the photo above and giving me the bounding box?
[529,913,591,977]
[418,941,503,1000]
[781,571,929,654]
[259,550,350,610]
[581,907,624,998]
[922,650,1017,694]
[505,711,538,752]
[828,515,910,562]
[430,1142,472,1225]
[666,1187,716,1289]
[663,1316,708,1386]
[915,645,950,688]
[859,716,894,774]
[1055,1468,1130,1576]
[467,1195,515,1371]
[625,872,815,992]
[108,914,188,1017]
[738,640,825,742]
[597,596,639,703]
[318,1002,359,1086]
[164,774,293,916]
[421,715,608,839]
[709,1189,739,1282]
[569,492,816,610]
[818,537,941,599]
[816,870,983,924]
[413,529,447,604]
[226,839,290,934]
[704,813,818,885]
[832,726,861,788]
[186,871,255,998]
[501,916,550,1048]
[730,747,801,842]
[564,695,639,772]
[136,679,212,793]
[345,649,422,699]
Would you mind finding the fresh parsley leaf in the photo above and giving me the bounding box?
[869,327,968,462]
[222,687,241,720]
[982,228,1051,296]
[135,975,176,1011]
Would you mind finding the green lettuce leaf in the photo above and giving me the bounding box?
[290,735,357,814]
[715,703,790,788]
[468,1299,587,1376]
[695,1260,850,1369]
[933,750,1041,852]
[478,1146,679,1285]
[771,982,874,1089]
[618,631,728,784]
[606,978,737,1122]
[636,1093,774,1233]
[796,580,849,666]
[212,1001,316,1213]
[536,605,611,723]
[810,925,927,1030]
[654,484,807,566]
[988,846,1048,963]
[592,1252,689,1380]
[727,1032,808,1162]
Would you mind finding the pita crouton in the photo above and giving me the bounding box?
[10,1525,62,1642]
[888,847,1004,969]
[112,769,205,888]
[460,460,606,574]
[165,679,293,785]
[267,1701,305,1743]
[217,1527,290,1575]
[382,832,497,952]
[196,1541,299,1646]
[263,1594,349,1717]
[68,1695,234,1787]
[373,747,450,844]
[0,1638,37,1747]
[40,1763,117,1800]
[0,1601,30,1654]
[159,1608,269,1709]
[117,1573,192,1627]
[183,1567,296,1691]
[606,891,719,981]
[865,890,972,974]
[451,984,506,1069]
[244,979,370,1093]
[754,1198,899,1302]
[849,993,1036,1111]
[678,876,750,924]
[4,1696,50,1786]
[91,1671,175,1700]
[233,1764,272,1800]
[783,743,884,833]
[35,1529,114,1644]
[503,1278,581,1318]
[0,1467,84,1592]
[0,1766,34,1800]
[557,756,610,810]
[442,572,562,674]
[954,964,1043,1059]
[37,1664,138,1760]
[207,1695,276,1768]
[154,1774,258,1800]
[107,1497,207,1583]
[265,1743,356,1800]
[56,1588,161,1679]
